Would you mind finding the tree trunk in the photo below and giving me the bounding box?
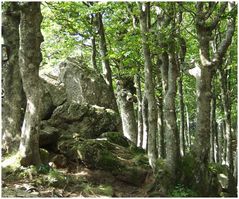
[97,13,113,91]
[116,77,137,144]
[90,14,97,70]
[2,3,25,153]
[91,36,97,70]
[164,38,179,184]
[159,52,169,157]
[185,105,191,149]
[193,12,213,193]
[218,122,225,164]
[134,73,143,147]
[219,67,235,194]
[155,57,165,158]
[193,66,212,195]
[178,74,185,156]
[18,2,43,166]
[210,88,216,163]
[142,94,148,150]
[157,99,165,158]
[139,2,157,169]
[215,121,220,163]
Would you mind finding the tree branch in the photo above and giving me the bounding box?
[207,3,227,31]
[204,2,218,20]
[213,2,236,64]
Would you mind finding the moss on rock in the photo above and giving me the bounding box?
[100,132,129,147]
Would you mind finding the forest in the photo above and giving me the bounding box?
[1,1,238,197]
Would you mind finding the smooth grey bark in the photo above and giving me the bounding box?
[210,86,216,163]
[90,14,97,70]
[134,73,143,147]
[218,122,225,164]
[178,74,185,157]
[18,2,43,166]
[193,2,236,195]
[96,12,118,114]
[156,6,170,160]
[185,105,191,149]
[116,77,137,144]
[164,37,180,185]
[155,57,165,158]
[157,99,164,158]
[139,2,157,169]
[157,4,180,185]
[142,94,148,150]
[178,39,186,157]
[177,6,186,157]
[2,3,25,153]
[96,12,113,91]
[218,66,236,194]
[215,121,220,163]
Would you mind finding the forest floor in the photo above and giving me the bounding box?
[2,163,151,197]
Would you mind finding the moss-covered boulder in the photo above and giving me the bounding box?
[39,102,121,143]
[57,138,151,186]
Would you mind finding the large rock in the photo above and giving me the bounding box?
[40,102,121,145]
[39,78,67,120]
[59,57,118,111]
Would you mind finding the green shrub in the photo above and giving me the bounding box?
[170,184,198,197]
[44,169,68,187]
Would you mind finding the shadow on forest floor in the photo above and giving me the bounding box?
[2,164,149,197]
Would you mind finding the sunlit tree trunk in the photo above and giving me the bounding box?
[193,2,236,195]
[155,58,165,158]
[2,2,25,153]
[215,122,220,163]
[134,73,143,147]
[116,77,137,144]
[177,5,186,157]
[142,94,148,150]
[219,66,235,194]
[178,75,185,157]
[97,13,113,90]
[165,32,180,185]
[210,86,216,163]
[90,14,97,70]
[139,2,157,169]
[185,105,191,149]
[18,2,43,166]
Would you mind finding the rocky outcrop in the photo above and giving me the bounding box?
[59,57,118,111]
[39,102,121,149]
[37,57,151,187]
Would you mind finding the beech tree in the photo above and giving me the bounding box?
[18,2,44,166]
[2,2,25,153]
[192,2,236,195]
[139,2,157,169]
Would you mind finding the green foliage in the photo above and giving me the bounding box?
[100,132,130,147]
[208,163,228,175]
[132,154,149,168]
[45,169,69,187]
[98,151,121,171]
[37,164,51,174]
[170,184,198,197]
